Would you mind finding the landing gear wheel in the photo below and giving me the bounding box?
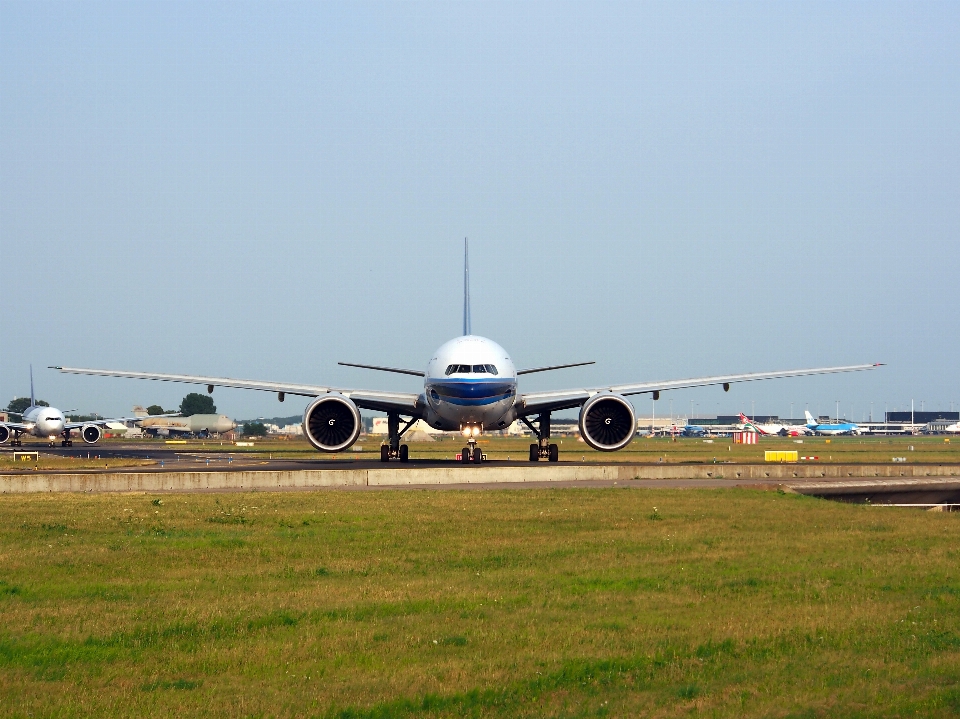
[461,447,471,464]
[473,446,482,464]
[380,445,389,462]
[529,444,539,462]
[548,443,559,462]
[399,444,409,463]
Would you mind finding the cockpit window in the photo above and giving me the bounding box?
[444,364,498,375]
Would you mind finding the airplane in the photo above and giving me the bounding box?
[52,240,882,464]
[738,413,810,437]
[0,367,174,447]
[136,413,237,438]
[804,410,860,436]
[682,424,709,437]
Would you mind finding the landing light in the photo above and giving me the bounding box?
[462,427,471,437]
[472,426,481,437]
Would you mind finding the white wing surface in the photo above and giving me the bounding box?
[519,363,882,416]
[63,412,180,430]
[52,367,423,416]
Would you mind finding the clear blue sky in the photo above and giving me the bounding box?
[1,1,957,421]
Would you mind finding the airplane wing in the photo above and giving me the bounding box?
[518,364,882,417]
[0,420,31,431]
[51,367,423,417]
[63,412,181,430]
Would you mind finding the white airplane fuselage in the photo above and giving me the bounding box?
[20,405,66,439]
[422,335,518,433]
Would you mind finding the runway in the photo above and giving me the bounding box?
[2,443,959,504]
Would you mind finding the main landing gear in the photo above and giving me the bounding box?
[379,413,413,463]
[520,413,559,462]
[61,430,73,448]
[10,431,23,447]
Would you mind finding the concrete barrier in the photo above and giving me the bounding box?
[0,463,958,494]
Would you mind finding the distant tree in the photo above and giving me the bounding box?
[7,397,48,415]
[243,422,268,437]
[179,393,216,417]
[146,405,167,416]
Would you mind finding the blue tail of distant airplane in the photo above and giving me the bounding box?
[463,237,471,336]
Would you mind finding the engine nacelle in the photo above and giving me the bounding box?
[303,395,361,452]
[81,424,103,444]
[578,393,636,451]
[0,425,9,444]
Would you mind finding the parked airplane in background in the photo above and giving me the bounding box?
[53,240,882,463]
[738,413,810,437]
[682,424,709,437]
[804,410,860,436]
[133,407,236,438]
[0,368,170,447]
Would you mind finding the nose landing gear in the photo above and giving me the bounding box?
[521,413,559,462]
[460,424,483,464]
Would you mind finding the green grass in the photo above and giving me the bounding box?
[1,488,959,717]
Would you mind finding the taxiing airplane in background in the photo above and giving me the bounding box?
[54,241,882,463]
[0,368,172,447]
[804,410,860,436]
[738,413,810,437]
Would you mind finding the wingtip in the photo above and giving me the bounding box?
[48,366,62,370]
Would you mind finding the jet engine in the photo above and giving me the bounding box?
[303,395,361,452]
[81,424,103,444]
[578,393,636,451]
[0,425,9,444]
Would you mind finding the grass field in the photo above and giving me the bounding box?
[0,455,156,472]
[2,488,959,717]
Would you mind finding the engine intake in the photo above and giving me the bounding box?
[579,394,636,451]
[81,424,103,444]
[303,395,361,452]
[0,425,9,444]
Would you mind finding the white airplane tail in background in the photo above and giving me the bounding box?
[804,410,817,425]
[463,237,471,336]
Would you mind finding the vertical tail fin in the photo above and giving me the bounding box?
[804,410,816,425]
[463,237,471,336]
[29,365,36,408]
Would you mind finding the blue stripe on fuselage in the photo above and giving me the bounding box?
[426,378,515,406]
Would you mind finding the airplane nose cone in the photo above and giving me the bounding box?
[40,417,64,435]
